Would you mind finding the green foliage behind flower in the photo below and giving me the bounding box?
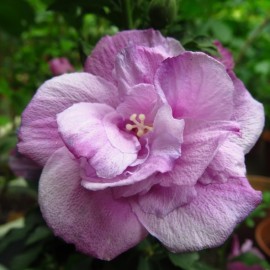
[1,0,269,126]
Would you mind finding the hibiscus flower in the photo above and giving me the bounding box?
[18,29,264,260]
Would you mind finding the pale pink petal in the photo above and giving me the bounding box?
[213,42,264,153]
[18,117,62,166]
[81,156,168,191]
[132,178,261,253]
[149,105,184,163]
[128,137,150,167]
[155,52,234,120]
[57,102,139,179]
[114,46,165,94]
[241,239,253,253]
[18,73,119,166]
[200,140,246,184]
[84,29,184,83]
[112,176,156,198]
[39,147,147,260]
[161,119,240,186]
[112,119,239,195]
[229,72,264,154]
[82,105,184,191]
[116,84,159,123]
[239,239,265,259]
[110,105,185,195]
[137,184,197,217]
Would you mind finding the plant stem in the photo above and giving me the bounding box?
[123,0,134,29]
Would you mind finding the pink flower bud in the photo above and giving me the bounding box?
[49,57,74,76]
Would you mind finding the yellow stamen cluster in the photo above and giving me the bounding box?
[126,113,153,137]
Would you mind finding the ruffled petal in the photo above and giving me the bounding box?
[39,147,147,260]
[132,178,261,253]
[149,105,184,163]
[155,52,234,120]
[137,184,197,217]
[112,176,156,198]
[57,102,140,179]
[116,84,159,123]
[200,140,246,184]
[82,105,184,191]
[81,156,167,191]
[161,119,240,186]
[18,117,62,166]
[213,42,264,153]
[229,72,264,154]
[84,29,184,83]
[18,73,119,166]
[114,46,165,94]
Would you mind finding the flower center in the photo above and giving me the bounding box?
[125,113,153,137]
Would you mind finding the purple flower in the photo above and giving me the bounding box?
[227,235,264,270]
[213,40,235,71]
[9,147,42,181]
[49,57,74,76]
[18,30,264,260]
[227,262,264,270]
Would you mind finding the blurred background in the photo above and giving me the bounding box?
[0,0,270,269]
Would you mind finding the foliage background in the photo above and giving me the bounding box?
[0,0,270,269]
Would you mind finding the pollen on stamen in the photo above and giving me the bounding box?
[130,114,137,121]
[125,113,153,137]
[137,130,144,137]
[138,114,145,121]
[126,124,134,131]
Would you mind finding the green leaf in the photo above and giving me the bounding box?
[48,0,132,29]
[231,252,270,270]
[0,264,8,270]
[192,262,217,270]
[26,226,52,246]
[0,226,29,253]
[245,217,255,228]
[0,209,42,253]
[0,116,10,127]
[168,252,199,269]
[0,217,25,238]
[255,61,270,75]
[263,191,270,203]
[10,245,43,270]
[235,252,270,267]
[48,0,109,18]
[210,21,232,43]
[0,79,12,98]
[137,256,151,270]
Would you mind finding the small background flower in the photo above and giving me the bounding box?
[227,235,265,270]
[49,57,74,76]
